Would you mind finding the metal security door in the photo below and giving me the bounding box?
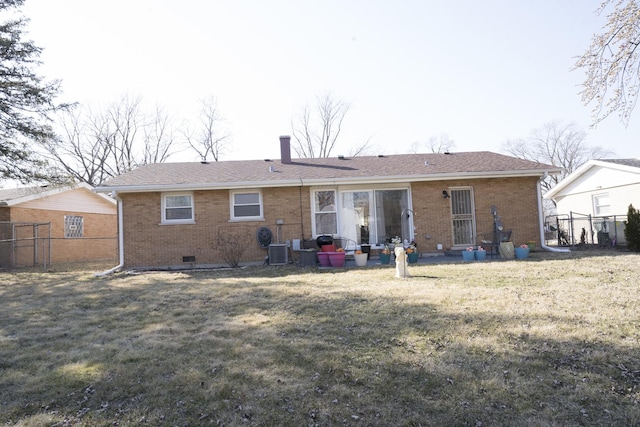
[450,188,475,246]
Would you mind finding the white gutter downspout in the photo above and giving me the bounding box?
[95,192,125,276]
[538,173,570,253]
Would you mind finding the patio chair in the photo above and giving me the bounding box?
[477,229,512,258]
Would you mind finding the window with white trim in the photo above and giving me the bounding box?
[64,215,83,238]
[313,190,337,235]
[593,193,611,216]
[162,192,194,223]
[230,190,263,220]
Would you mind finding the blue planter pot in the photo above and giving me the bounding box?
[407,252,419,264]
[462,250,475,261]
[515,247,530,259]
[474,250,486,261]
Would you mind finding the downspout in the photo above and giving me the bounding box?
[299,178,305,241]
[538,173,570,253]
[95,192,125,276]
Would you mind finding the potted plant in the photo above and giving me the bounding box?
[406,244,419,264]
[462,246,475,261]
[379,245,391,264]
[317,251,330,267]
[515,243,530,259]
[354,249,368,267]
[474,245,486,261]
[526,240,536,251]
[329,248,346,267]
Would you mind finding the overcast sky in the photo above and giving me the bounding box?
[22,0,640,162]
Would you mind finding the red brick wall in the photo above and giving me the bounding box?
[120,188,313,268]
[120,177,542,268]
[410,177,540,251]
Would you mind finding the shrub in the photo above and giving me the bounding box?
[624,204,640,252]
[215,231,254,267]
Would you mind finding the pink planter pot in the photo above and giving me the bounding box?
[328,252,345,267]
[317,252,330,267]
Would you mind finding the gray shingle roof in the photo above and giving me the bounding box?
[0,186,52,203]
[599,158,640,169]
[97,151,561,192]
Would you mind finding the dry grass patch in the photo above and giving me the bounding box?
[1,251,640,425]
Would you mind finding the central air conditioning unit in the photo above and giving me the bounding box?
[268,244,288,265]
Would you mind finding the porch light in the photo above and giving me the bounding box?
[442,190,450,199]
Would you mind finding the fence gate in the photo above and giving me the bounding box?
[0,222,51,269]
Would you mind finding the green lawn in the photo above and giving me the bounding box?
[1,251,639,426]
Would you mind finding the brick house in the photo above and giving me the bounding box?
[0,183,117,268]
[95,136,562,270]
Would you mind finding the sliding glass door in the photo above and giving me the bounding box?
[339,188,409,246]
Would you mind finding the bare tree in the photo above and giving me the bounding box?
[42,96,179,186]
[502,121,615,193]
[142,105,177,165]
[348,135,376,157]
[41,108,112,186]
[410,134,456,154]
[292,92,371,158]
[183,96,229,162]
[575,0,640,125]
[106,96,142,174]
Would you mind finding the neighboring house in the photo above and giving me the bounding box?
[0,183,117,268]
[95,136,562,270]
[544,158,640,245]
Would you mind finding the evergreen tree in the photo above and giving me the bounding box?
[0,0,66,183]
[624,204,640,252]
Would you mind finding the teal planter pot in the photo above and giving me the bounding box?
[379,253,391,264]
[515,247,530,259]
[462,250,475,261]
[407,252,419,264]
[474,250,486,261]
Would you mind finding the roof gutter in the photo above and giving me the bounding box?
[95,192,125,276]
[94,169,561,194]
[537,173,570,253]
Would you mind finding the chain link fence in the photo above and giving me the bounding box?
[0,222,51,269]
[544,212,627,248]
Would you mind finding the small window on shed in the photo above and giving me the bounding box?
[593,193,611,216]
[65,215,84,238]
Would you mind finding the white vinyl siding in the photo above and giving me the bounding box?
[20,188,116,214]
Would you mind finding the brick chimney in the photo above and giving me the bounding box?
[280,135,292,164]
